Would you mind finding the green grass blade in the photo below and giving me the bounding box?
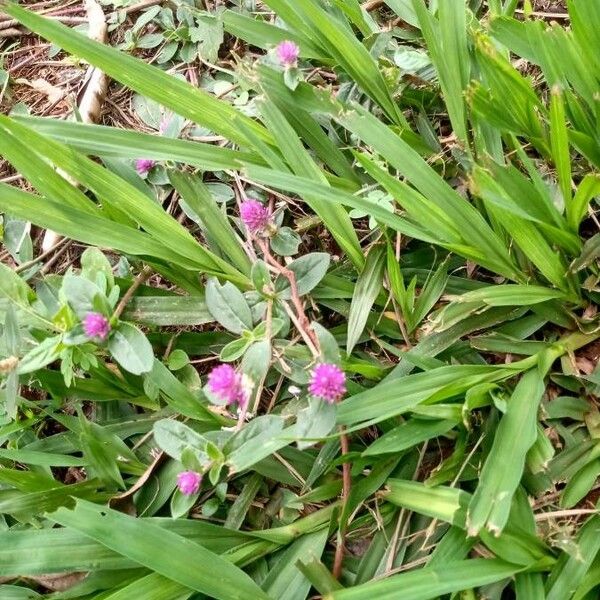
[1,2,270,149]
[412,0,470,143]
[546,515,600,600]
[347,246,385,353]
[467,368,546,536]
[169,171,251,276]
[14,116,256,171]
[222,10,327,60]
[325,559,520,599]
[0,184,190,268]
[549,86,572,211]
[0,116,247,284]
[385,479,469,526]
[262,529,328,600]
[50,499,270,600]
[263,0,406,126]
[258,98,363,269]
[244,165,436,244]
[337,106,518,279]
[101,573,189,600]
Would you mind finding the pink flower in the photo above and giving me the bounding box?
[135,159,155,175]
[276,40,300,67]
[240,200,271,233]
[177,470,202,496]
[207,364,252,408]
[309,363,346,403]
[83,312,110,341]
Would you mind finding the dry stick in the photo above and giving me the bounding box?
[0,27,22,38]
[0,15,87,30]
[41,0,109,252]
[113,265,153,320]
[534,509,599,522]
[40,240,74,275]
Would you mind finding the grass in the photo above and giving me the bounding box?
[0,0,599,598]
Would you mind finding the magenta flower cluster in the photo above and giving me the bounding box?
[177,470,202,496]
[208,364,249,408]
[135,159,155,175]
[240,200,271,233]
[276,40,300,66]
[309,363,346,403]
[83,312,110,341]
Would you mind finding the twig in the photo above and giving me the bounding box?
[41,0,109,252]
[0,15,86,30]
[0,27,23,38]
[113,266,153,320]
[362,0,384,11]
[514,9,569,19]
[79,0,109,124]
[534,509,598,522]
[123,0,164,15]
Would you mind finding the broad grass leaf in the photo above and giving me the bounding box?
[346,246,385,353]
[2,3,270,148]
[262,529,328,600]
[467,369,546,536]
[122,296,213,327]
[50,499,271,600]
[324,558,520,599]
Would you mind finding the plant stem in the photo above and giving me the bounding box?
[113,265,152,320]
[257,238,320,354]
[333,425,351,580]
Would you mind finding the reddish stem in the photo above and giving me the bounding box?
[333,426,351,580]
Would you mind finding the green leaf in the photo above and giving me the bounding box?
[295,398,337,450]
[346,246,385,354]
[152,420,209,462]
[170,171,251,276]
[364,418,457,456]
[385,479,469,527]
[324,559,520,599]
[262,529,328,600]
[467,368,546,536]
[205,279,253,334]
[569,174,600,231]
[2,3,270,149]
[50,499,271,600]
[546,515,600,600]
[107,323,154,375]
[15,115,254,171]
[122,296,213,327]
[271,227,301,256]
[275,253,330,299]
[549,85,572,209]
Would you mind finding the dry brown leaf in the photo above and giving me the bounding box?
[28,78,65,104]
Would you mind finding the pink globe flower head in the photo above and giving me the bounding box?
[135,159,155,175]
[177,470,202,496]
[207,364,253,409]
[309,363,346,404]
[276,40,300,67]
[83,312,110,341]
[240,199,271,233]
